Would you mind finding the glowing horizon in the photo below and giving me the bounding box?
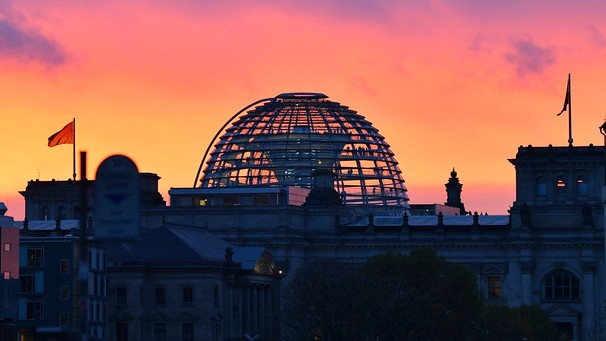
[2,1,606,220]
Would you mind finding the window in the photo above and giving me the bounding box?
[27,248,43,267]
[116,287,127,306]
[545,270,580,299]
[60,259,70,273]
[41,206,49,220]
[487,276,502,299]
[60,312,69,326]
[536,176,547,196]
[3,272,10,280]
[153,323,166,341]
[3,243,10,252]
[556,176,566,195]
[21,275,35,293]
[182,323,194,341]
[57,206,66,220]
[577,176,588,196]
[26,301,43,320]
[183,287,193,304]
[116,323,128,341]
[60,285,70,300]
[213,285,219,308]
[155,287,165,305]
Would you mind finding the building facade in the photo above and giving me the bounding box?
[14,93,606,340]
[17,220,107,340]
[106,225,281,341]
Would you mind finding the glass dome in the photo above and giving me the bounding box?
[194,92,409,208]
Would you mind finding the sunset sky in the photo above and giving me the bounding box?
[2,0,606,219]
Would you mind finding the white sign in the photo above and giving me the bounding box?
[94,155,140,241]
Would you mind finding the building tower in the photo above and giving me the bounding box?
[445,168,466,215]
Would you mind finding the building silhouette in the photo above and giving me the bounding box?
[14,93,606,340]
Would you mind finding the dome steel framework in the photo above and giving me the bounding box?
[194,93,409,208]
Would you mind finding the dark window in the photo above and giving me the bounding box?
[60,312,69,326]
[153,323,166,341]
[183,287,193,304]
[116,287,127,305]
[182,323,194,341]
[488,276,502,299]
[155,287,165,305]
[21,275,35,293]
[26,301,43,320]
[60,285,69,300]
[536,176,547,196]
[60,259,70,273]
[116,322,128,341]
[57,206,66,220]
[27,248,43,267]
[213,285,219,308]
[545,270,580,299]
[41,206,49,220]
[577,176,588,196]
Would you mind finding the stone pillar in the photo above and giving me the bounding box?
[520,261,535,305]
[226,283,233,339]
[259,285,266,336]
[251,284,258,335]
[582,261,597,337]
[243,284,250,334]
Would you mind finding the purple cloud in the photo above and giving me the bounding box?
[0,19,66,67]
[504,39,556,77]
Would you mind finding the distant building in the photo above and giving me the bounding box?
[0,203,19,340]
[17,220,107,340]
[105,225,281,341]
[20,173,165,221]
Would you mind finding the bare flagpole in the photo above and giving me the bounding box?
[73,117,77,180]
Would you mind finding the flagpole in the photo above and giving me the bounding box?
[567,73,573,146]
[73,117,76,180]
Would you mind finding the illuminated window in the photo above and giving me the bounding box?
[3,272,10,279]
[3,243,10,252]
[545,270,579,299]
[488,276,502,299]
[556,176,567,195]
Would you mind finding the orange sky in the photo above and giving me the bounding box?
[2,1,606,219]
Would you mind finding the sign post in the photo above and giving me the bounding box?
[94,155,140,241]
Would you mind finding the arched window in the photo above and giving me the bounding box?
[576,176,588,196]
[556,176,566,195]
[544,270,579,299]
[536,176,547,196]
